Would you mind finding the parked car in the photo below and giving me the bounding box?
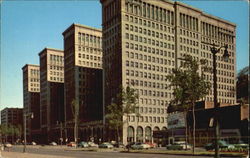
[131,142,150,150]
[67,142,77,147]
[49,142,57,146]
[166,141,192,150]
[145,142,157,148]
[99,142,114,149]
[205,140,234,151]
[233,141,249,149]
[78,141,89,148]
[88,142,98,147]
[126,142,135,149]
[31,141,37,145]
[4,142,12,148]
[113,142,125,148]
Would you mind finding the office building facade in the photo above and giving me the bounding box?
[63,24,103,142]
[22,64,41,142]
[1,108,23,126]
[100,0,236,144]
[39,48,64,143]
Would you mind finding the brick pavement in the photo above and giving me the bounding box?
[0,151,73,158]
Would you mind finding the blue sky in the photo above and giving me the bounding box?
[0,0,249,109]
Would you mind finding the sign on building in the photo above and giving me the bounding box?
[167,112,186,129]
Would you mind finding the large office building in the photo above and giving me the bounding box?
[22,64,41,142]
[100,0,236,144]
[0,108,23,126]
[39,48,64,143]
[63,24,103,142]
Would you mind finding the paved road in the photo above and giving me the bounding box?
[1,145,244,158]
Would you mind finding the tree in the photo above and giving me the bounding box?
[237,66,249,103]
[14,125,22,143]
[105,86,139,144]
[71,99,79,147]
[167,55,211,154]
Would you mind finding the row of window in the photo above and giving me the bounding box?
[206,97,235,105]
[204,74,234,84]
[49,71,63,77]
[50,54,63,62]
[49,77,63,82]
[217,70,234,78]
[125,32,175,51]
[180,37,199,46]
[30,78,40,82]
[78,32,102,47]
[180,29,199,39]
[138,97,169,107]
[127,81,172,99]
[30,83,39,87]
[78,53,101,61]
[30,88,39,92]
[201,44,235,58]
[128,115,166,124]
[139,107,167,114]
[125,1,174,25]
[126,60,174,72]
[49,65,64,71]
[126,72,170,86]
[127,51,175,65]
[179,13,198,31]
[30,69,39,76]
[126,72,169,88]
[126,46,175,61]
[201,37,234,50]
[125,14,175,33]
[125,24,175,42]
[78,60,102,68]
[126,41,175,53]
[180,45,199,55]
[201,22,234,44]
[78,46,102,55]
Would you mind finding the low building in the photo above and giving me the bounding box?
[0,107,23,143]
[157,103,249,147]
[1,108,23,126]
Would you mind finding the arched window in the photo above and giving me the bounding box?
[145,126,152,142]
[127,126,134,143]
[136,126,143,142]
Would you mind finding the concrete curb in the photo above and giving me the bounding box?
[120,151,248,158]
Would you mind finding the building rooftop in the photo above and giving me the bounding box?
[62,23,102,36]
[38,47,63,56]
[174,1,236,27]
[22,64,39,70]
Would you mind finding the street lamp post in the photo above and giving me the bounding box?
[23,112,34,153]
[56,121,63,146]
[207,43,229,158]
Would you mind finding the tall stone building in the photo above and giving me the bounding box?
[62,24,103,142]
[22,64,41,142]
[39,48,64,143]
[100,0,236,144]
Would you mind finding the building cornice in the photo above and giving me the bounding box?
[22,64,39,70]
[38,47,63,56]
[62,23,102,36]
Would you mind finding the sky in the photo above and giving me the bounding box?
[0,0,249,110]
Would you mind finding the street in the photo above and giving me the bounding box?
[0,145,245,158]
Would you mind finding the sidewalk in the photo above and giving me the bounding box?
[0,151,73,158]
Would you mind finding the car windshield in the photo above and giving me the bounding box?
[219,140,228,146]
